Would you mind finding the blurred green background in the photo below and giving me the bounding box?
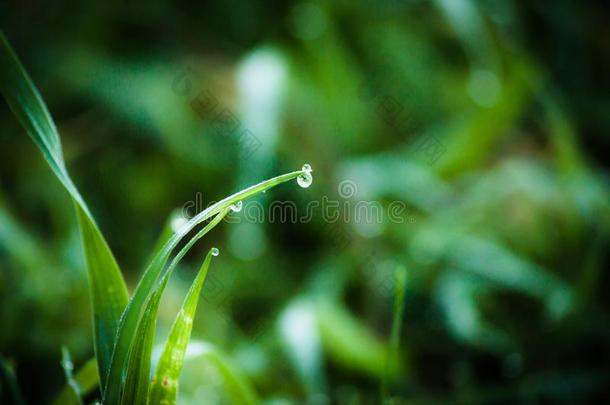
[1,0,610,403]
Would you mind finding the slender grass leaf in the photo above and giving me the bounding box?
[116,210,186,404]
[103,170,305,402]
[121,278,167,405]
[146,209,184,266]
[148,248,217,405]
[53,358,99,405]
[127,210,229,405]
[0,31,129,387]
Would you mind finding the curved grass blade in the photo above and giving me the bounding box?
[53,358,99,405]
[148,248,217,405]
[127,274,173,405]
[103,170,304,402]
[116,211,183,405]
[146,209,183,266]
[107,209,230,404]
[121,278,168,405]
[0,31,129,388]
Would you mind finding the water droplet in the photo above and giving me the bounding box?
[297,172,313,188]
[297,163,313,188]
[230,201,243,212]
[211,247,220,256]
[171,215,189,233]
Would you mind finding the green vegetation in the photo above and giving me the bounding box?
[0,32,310,404]
[1,1,609,404]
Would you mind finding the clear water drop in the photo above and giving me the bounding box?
[297,172,312,188]
[170,215,189,234]
[297,163,313,188]
[230,201,243,212]
[211,247,220,256]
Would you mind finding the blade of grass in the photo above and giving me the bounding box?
[146,209,184,266]
[118,211,184,405]
[53,358,99,405]
[103,170,304,403]
[120,279,167,405]
[52,211,182,405]
[0,31,129,387]
[124,210,230,405]
[148,248,217,405]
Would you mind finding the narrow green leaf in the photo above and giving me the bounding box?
[113,209,183,403]
[126,210,230,405]
[146,209,184,266]
[0,31,129,388]
[148,248,217,405]
[121,280,167,405]
[117,210,188,405]
[53,358,99,405]
[76,205,130,383]
[103,170,305,403]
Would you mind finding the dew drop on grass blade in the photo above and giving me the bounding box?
[103,169,309,403]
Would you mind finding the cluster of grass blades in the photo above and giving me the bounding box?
[0,31,313,404]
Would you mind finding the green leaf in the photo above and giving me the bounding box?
[0,31,129,388]
[53,358,99,405]
[146,209,184,266]
[103,170,305,403]
[122,210,229,405]
[120,279,167,405]
[116,209,183,405]
[148,248,217,405]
